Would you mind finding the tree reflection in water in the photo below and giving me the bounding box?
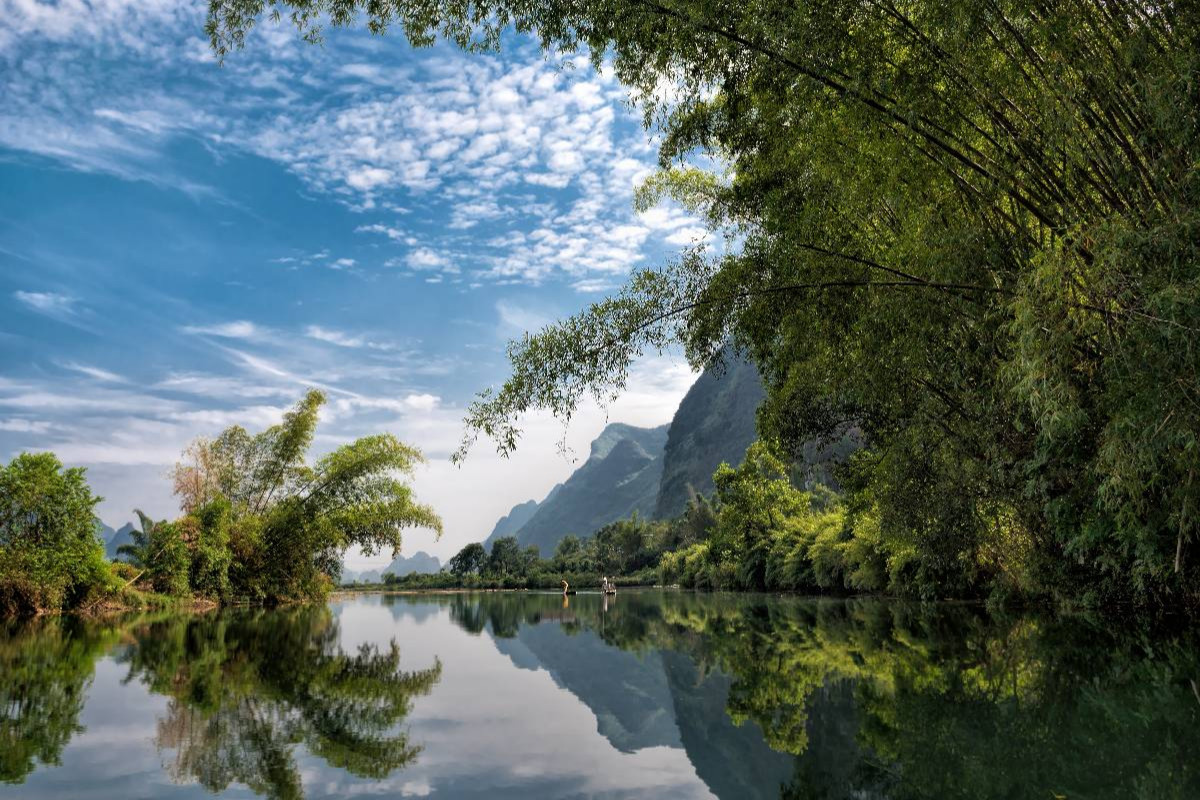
[0,616,124,784]
[3,593,1199,800]
[439,591,1200,800]
[121,606,440,800]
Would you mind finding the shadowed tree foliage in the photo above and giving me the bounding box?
[447,541,488,576]
[121,607,442,800]
[207,0,1200,608]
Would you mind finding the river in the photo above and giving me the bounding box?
[2,590,1197,798]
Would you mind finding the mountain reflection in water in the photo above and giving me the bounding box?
[2,591,1198,799]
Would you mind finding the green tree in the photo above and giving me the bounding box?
[447,542,487,577]
[208,0,1200,606]
[172,390,442,603]
[487,536,523,577]
[710,443,814,590]
[552,535,586,572]
[182,499,233,600]
[521,544,541,576]
[0,453,112,614]
[117,510,190,597]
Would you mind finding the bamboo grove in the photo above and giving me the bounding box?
[208,0,1200,608]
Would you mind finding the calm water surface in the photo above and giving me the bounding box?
[2,591,1198,799]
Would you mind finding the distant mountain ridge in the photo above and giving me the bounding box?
[498,422,669,555]
[105,522,137,561]
[95,520,117,544]
[482,353,766,556]
[485,500,539,547]
[342,550,442,584]
[383,550,441,576]
[654,354,765,519]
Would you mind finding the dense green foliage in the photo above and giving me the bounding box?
[117,510,191,597]
[660,443,854,593]
[0,391,440,614]
[376,494,717,590]
[0,454,115,615]
[210,0,1200,608]
[170,389,442,603]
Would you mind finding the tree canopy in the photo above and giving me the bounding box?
[172,389,443,602]
[0,453,111,614]
[208,0,1200,607]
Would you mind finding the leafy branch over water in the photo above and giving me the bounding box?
[206,0,1200,609]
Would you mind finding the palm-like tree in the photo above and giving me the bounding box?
[116,509,158,568]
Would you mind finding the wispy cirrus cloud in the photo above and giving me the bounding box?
[60,362,126,382]
[305,325,399,351]
[14,290,78,318]
[180,320,261,339]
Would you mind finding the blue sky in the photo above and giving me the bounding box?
[0,2,706,567]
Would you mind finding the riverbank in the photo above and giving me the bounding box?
[337,569,657,594]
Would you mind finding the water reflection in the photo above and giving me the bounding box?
[2,607,440,798]
[430,592,1200,800]
[0,616,124,783]
[2,593,1199,799]
[127,607,441,800]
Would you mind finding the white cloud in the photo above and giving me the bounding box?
[14,290,77,316]
[356,223,409,242]
[405,248,451,271]
[0,0,190,53]
[402,393,439,412]
[0,418,52,434]
[495,300,552,335]
[665,226,711,246]
[61,362,125,383]
[305,325,364,348]
[180,320,260,338]
[165,404,288,430]
[330,393,441,417]
[346,166,393,190]
[155,373,295,399]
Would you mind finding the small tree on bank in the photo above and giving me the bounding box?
[0,453,111,614]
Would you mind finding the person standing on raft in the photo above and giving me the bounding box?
[561,579,570,594]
